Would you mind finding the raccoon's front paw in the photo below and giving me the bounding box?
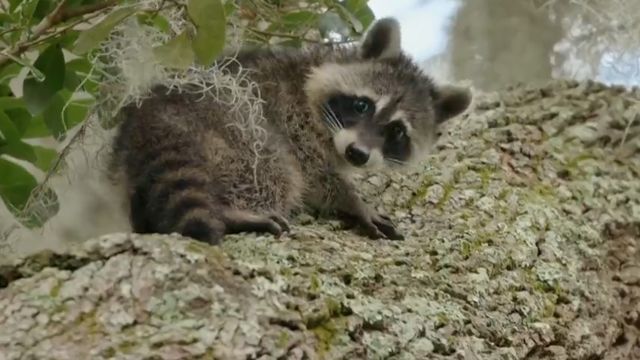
[338,210,404,240]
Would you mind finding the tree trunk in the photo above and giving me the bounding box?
[448,0,562,91]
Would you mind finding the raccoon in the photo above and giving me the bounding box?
[111,17,471,245]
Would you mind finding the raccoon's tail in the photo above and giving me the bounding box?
[127,141,226,245]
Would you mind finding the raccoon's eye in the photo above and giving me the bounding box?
[353,98,371,114]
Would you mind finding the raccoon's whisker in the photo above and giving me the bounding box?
[324,105,343,129]
[320,107,340,133]
[321,117,338,134]
[323,104,343,129]
[385,157,407,166]
[324,113,340,134]
[320,106,337,129]
[319,108,335,129]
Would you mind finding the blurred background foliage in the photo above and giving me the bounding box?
[0,0,374,228]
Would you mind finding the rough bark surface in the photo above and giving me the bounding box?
[1,80,639,360]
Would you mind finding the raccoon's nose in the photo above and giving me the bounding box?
[345,143,369,167]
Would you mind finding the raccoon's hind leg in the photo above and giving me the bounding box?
[221,209,290,238]
[128,152,227,245]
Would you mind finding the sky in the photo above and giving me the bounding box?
[367,0,462,61]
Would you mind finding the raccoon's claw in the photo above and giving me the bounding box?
[223,210,290,238]
[337,210,404,240]
[360,221,387,240]
[371,214,404,240]
[269,214,291,232]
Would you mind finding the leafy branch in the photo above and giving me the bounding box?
[0,0,119,70]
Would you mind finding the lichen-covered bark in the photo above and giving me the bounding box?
[1,80,639,360]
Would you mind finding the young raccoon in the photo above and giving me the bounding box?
[111,17,471,245]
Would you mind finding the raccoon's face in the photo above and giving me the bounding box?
[306,18,471,169]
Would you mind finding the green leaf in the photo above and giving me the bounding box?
[0,62,21,85]
[5,52,45,81]
[187,0,226,66]
[355,9,374,30]
[343,0,368,11]
[33,0,56,23]
[22,43,66,116]
[63,68,83,91]
[26,89,92,138]
[0,97,26,110]
[334,3,364,34]
[153,31,195,70]
[56,30,81,48]
[5,107,33,137]
[74,7,138,54]
[43,93,67,140]
[0,158,38,212]
[281,11,317,26]
[0,141,37,163]
[0,110,37,164]
[0,110,20,141]
[270,11,318,32]
[137,13,171,34]
[318,11,350,39]
[8,0,22,12]
[64,58,98,92]
[64,60,88,91]
[63,97,93,129]
[31,144,58,171]
[17,0,41,26]
[344,0,375,30]
[65,57,93,74]
[223,1,236,16]
[0,13,15,24]
[22,114,50,138]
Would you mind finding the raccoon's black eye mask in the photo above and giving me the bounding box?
[326,94,376,127]
[382,120,411,161]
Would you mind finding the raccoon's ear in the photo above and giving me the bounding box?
[360,17,402,60]
[433,85,472,123]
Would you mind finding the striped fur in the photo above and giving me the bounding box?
[111,17,471,244]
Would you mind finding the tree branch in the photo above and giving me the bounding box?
[59,0,119,22]
[38,0,70,33]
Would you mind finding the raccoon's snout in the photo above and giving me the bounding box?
[345,143,370,167]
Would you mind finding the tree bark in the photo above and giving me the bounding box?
[1,80,639,359]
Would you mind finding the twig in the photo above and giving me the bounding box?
[59,0,118,22]
[0,26,20,38]
[19,9,109,51]
[20,116,92,218]
[31,0,70,38]
[247,28,322,43]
